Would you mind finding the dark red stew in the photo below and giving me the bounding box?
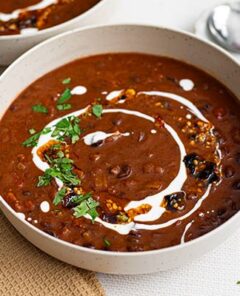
[0,0,100,35]
[0,53,240,252]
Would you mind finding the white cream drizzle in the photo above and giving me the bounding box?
[106,90,124,102]
[83,131,130,146]
[180,220,194,244]
[179,79,195,91]
[71,86,87,96]
[40,201,50,213]
[0,0,58,22]
[29,89,217,235]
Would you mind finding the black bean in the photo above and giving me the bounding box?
[117,165,132,179]
[164,192,186,211]
[9,103,19,112]
[232,180,240,190]
[102,213,117,224]
[22,190,32,197]
[223,166,235,178]
[197,162,219,184]
[109,165,121,176]
[112,118,122,126]
[235,153,240,164]
[91,140,103,147]
[62,193,80,208]
[183,153,199,174]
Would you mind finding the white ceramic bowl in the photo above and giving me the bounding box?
[0,24,240,275]
[0,0,112,66]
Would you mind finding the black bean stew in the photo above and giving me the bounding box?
[0,53,240,252]
[0,0,101,35]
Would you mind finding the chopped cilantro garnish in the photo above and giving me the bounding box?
[32,104,48,114]
[57,150,64,158]
[73,194,99,222]
[92,104,103,118]
[103,238,111,247]
[71,192,92,204]
[62,77,71,85]
[37,156,80,187]
[57,103,72,111]
[29,128,36,135]
[23,116,82,147]
[53,187,67,206]
[23,127,51,147]
[51,116,82,144]
[57,88,72,104]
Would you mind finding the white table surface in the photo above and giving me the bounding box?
[1,1,240,295]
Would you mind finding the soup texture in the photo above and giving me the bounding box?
[0,0,100,35]
[0,53,240,252]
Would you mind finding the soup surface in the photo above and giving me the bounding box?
[0,53,240,252]
[0,0,100,35]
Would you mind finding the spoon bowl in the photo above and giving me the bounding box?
[208,2,240,53]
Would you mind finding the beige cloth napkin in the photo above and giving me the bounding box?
[0,213,105,296]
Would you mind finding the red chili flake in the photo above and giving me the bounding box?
[154,115,164,128]
[212,107,227,120]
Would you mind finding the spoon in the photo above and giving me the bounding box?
[207,2,240,53]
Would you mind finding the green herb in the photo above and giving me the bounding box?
[57,103,72,111]
[103,238,111,247]
[51,143,61,150]
[57,150,64,158]
[92,104,103,118]
[37,156,80,187]
[51,116,82,144]
[62,77,71,85]
[23,127,51,147]
[29,128,36,135]
[237,281,240,285]
[71,192,92,204]
[73,195,99,222]
[57,88,72,104]
[53,187,67,206]
[32,104,48,114]
[23,115,82,147]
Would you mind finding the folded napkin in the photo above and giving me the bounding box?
[0,213,105,296]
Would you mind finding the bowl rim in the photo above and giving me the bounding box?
[1,23,240,257]
[0,0,106,40]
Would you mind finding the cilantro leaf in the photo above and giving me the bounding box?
[51,116,82,144]
[53,187,67,206]
[32,104,48,114]
[92,104,103,118]
[62,77,71,85]
[22,127,51,147]
[57,103,72,111]
[37,156,80,188]
[57,88,72,104]
[29,128,36,135]
[103,238,111,247]
[73,195,99,221]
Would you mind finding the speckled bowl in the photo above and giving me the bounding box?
[0,0,111,66]
[0,24,240,274]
